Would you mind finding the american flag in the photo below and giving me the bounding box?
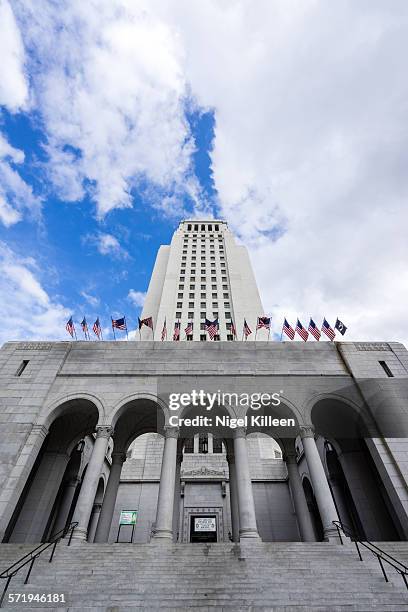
[230,321,237,337]
[66,317,75,338]
[112,317,127,330]
[295,319,309,342]
[308,318,321,341]
[173,321,180,341]
[81,317,89,337]
[205,318,219,340]
[257,316,271,330]
[139,316,153,330]
[185,321,193,335]
[161,318,167,341]
[322,318,336,341]
[282,318,295,340]
[243,319,252,338]
[93,318,102,339]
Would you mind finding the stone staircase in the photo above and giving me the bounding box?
[0,541,407,611]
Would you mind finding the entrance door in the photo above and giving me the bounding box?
[190,515,217,543]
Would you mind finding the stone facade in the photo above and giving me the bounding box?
[0,339,407,546]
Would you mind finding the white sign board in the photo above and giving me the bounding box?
[194,517,216,532]
[119,510,137,525]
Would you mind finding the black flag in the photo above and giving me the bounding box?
[335,318,347,336]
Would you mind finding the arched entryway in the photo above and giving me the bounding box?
[311,397,402,541]
[4,398,99,543]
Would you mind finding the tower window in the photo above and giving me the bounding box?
[177,302,182,308]
[225,312,231,319]
[187,224,192,231]
[176,312,181,318]
[227,334,234,341]
[188,312,194,318]
[215,224,219,231]
[186,335,193,341]
[200,334,207,341]
[189,302,194,308]
[201,224,205,231]
[16,360,29,377]
[194,224,198,231]
[214,335,220,341]
[208,224,212,231]
[379,361,394,377]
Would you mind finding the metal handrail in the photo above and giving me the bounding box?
[0,521,78,607]
[333,520,408,591]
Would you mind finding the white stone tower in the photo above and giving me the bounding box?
[140,219,266,341]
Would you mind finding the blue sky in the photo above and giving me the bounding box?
[0,103,217,339]
[1,1,408,346]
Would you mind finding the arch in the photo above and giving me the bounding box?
[110,392,170,427]
[304,392,377,437]
[39,392,106,429]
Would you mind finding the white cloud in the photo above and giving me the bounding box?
[0,0,28,111]
[84,231,129,259]
[13,0,199,217]
[0,3,39,226]
[128,290,146,308]
[5,1,408,345]
[0,134,42,226]
[0,243,70,345]
[158,0,408,345]
[80,291,100,308]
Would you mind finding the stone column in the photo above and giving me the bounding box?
[94,452,126,543]
[300,427,339,541]
[285,451,316,542]
[233,428,260,539]
[51,476,80,538]
[193,434,199,454]
[72,426,113,541]
[227,453,240,542]
[153,427,179,540]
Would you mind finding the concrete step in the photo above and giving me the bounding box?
[0,541,407,610]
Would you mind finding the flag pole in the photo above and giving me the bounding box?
[152,319,154,341]
[255,319,258,341]
[124,316,129,340]
[111,318,116,341]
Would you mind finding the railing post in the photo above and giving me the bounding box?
[355,541,363,561]
[0,575,12,608]
[49,540,58,563]
[67,523,76,546]
[377,555,388,582]
[24,557,35,584]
